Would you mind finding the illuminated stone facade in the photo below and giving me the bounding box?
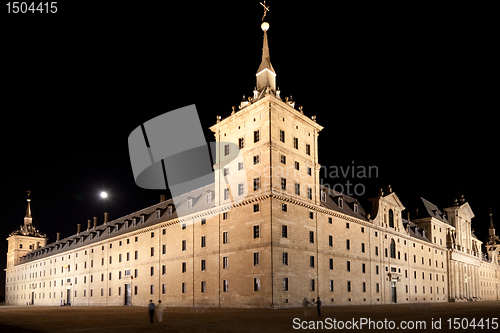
[5,16,500,308]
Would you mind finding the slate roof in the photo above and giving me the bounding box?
[319,185,369,222]
[18,183,215,264]
[402,219,431,243]
[418,197,451,225]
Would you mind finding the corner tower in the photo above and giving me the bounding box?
[6,192,47,268]
[209,4,323,308]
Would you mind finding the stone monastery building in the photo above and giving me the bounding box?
[5,12,500,308]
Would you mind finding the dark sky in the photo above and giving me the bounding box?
[1,3,498,298]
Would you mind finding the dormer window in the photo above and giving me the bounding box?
[140,216,145,224]
[187,199,193,210]
[321,191,326,202]
[132,218,137,227]
[353,203,358,214]
[156,211,161,219]
[206,192,212,203]
[338,197,343,209]
[114,225,118,232]
[167,206,173,215]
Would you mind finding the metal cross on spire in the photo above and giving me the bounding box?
[260,1,269,21]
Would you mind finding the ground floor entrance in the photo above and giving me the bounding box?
[125,284,131,306]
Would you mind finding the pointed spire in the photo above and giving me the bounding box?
[489,207,496,238]
[256,8,276,93]
[25,190,32,218]
[25,199,32,218]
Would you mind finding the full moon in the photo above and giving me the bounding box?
[100,192,108,198]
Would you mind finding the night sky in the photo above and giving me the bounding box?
[1,3,498,299]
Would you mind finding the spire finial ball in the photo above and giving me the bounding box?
[261,22,270,31]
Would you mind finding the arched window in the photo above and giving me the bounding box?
[388,209,394,228]
[390,239,396,259]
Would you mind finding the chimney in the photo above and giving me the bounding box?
[160,194,166,203]
[56,232,60,242]
[87,219,91,231]
[104,212,109,224]
[93,217,98,228]
[407,212,410,222]
[77,224,81,235]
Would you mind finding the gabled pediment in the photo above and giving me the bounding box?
[383,192,406,210]
[458,202,475,220]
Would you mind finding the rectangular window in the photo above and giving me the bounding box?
[182,240,187,251]
[182,262,186,273]
[309,231,314,243]
[306,144,311,155]
[361,243,365,253]
[151,247,154,257]
[282,252,288,265]
[201,236,206,248]
[238,161,244,170]
[223,212,229,220]
[224,188,230,200]
[310,256,314,268]
[310,279,315,291]
[254,278,260,292]
[201,281,206,293]
[280,155,286,164]
[347,261,351,272]
[223,280,229,292]
[150,267,154,276]
[280,130,285,143]
[254,130,260,143]
[253,204,259,212]
[135,251,138,260]
[223,257,228,269]
[253,155,260,165]
[283,278,288,291]
[201,259,206,271]
[346,239,350,250]
[162,265,166,275]
[238,183,244,196]
[362,263,366,273]
[282,225,288,238]
[347,281,351,292]
[253,225,260,239]
[239,137,244,149]
[253,252,260,266]
[281,178,286,191]
[329,280,334,292]
[224,144,230,156]
[223,231,229,244]
[329,235,333,247]
[293,137,298,149]
[150,285,154,295]
[329,258,333,270]
[282,203,287,212]
[253,178,260,191]
[295,183,300,195]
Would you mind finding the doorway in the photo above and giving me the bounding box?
[391,282,397,303]
[31,291,34,305]
[66,288,71,305]
[125,284,131,306]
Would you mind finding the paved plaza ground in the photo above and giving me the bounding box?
[0,301,499,332]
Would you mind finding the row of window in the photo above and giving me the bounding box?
[228,130,312,155]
